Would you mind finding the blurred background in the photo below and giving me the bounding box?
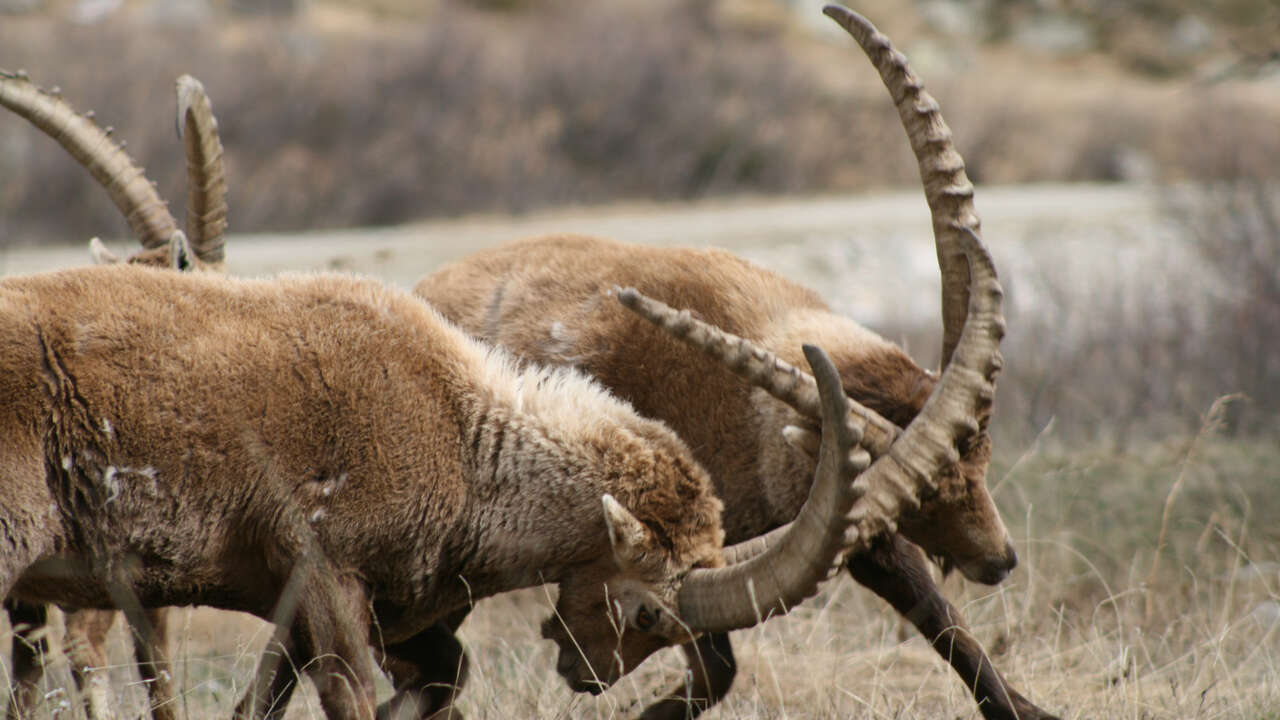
[2,0,1277,438]
[1,1,1279,717]
[1,0,1277,237]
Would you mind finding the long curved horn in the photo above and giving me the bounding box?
[616,287,900,457]
[672,228,1003,631]
[823,4,980,373]
[175,75,227,265]
[0,69,178,248]
[677,344,868,632]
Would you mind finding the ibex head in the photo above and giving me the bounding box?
[543,492,723,692]
[544,345,871,692]
[765,302,1015,584]
[89,231,199,271]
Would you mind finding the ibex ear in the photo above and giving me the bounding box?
[88,237,120,265]
[602,494,650,566]
[167,231,194,271]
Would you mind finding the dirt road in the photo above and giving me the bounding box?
[1,182,1185,333]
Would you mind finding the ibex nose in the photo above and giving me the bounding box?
[976,539,1019,585]
[1003,539,1019,572]
[967,538,1019,586]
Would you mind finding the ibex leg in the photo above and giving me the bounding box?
[64,609,118,720]
[234,561,376,720]
[123,608,179,720]
[847,533,1060,720]
[376,608,471,720]
[4,600,49,720]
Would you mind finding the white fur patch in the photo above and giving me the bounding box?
[441,307,645,442]
[101,465,159,503]
[102,467,121,503]
[481,346,639,437]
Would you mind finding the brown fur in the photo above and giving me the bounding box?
[413,234,1057,720]
[418,235,1013,573]
[0,264,739,720]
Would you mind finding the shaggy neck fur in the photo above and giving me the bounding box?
[398,312,724,621]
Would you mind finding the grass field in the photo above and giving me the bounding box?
[453,429,1280,719]
[8,430,1276,719]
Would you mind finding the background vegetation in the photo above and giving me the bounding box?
[0,0,1277,241]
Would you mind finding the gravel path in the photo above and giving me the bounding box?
[1,182,1192,330]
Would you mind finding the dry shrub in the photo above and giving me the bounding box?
[2,2,1278,247]
[984,117,1279,447]
[0,2,867,244]
[1168,180,1280,427]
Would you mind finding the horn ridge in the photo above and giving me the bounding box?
[176,75,228,265]
[615,286,898,455]
[821,4,982,371]
[0,68,178,248]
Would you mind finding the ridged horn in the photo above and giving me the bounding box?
[175,75,227,265]
[0,69,177,248]
[616,287,900,459]
[677,345,869,632]
[838,225,1003,541]
[823,4,981,373]
[655,227,1004,573]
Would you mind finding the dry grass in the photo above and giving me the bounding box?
[5,422,1277,719]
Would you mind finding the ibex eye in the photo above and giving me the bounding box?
[634,605,657,631]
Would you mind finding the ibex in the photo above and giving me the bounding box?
[1,68,227,720]
[412,6,1058,720]
[0,258,905,720]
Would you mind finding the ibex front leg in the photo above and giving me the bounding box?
[848,534,1060,720]
[376,610,471,720]
[137,608,180,720]
[4,600,51,720]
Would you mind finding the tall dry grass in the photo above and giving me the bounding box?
[7,424,1275,719]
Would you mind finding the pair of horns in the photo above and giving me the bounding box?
[626,4,1005,632]
[0,70,226,265]
[622,222,1000,631]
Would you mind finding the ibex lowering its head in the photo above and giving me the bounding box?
[414,6,1057,720]
[1,69,228,720]
[0,261,917,720]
